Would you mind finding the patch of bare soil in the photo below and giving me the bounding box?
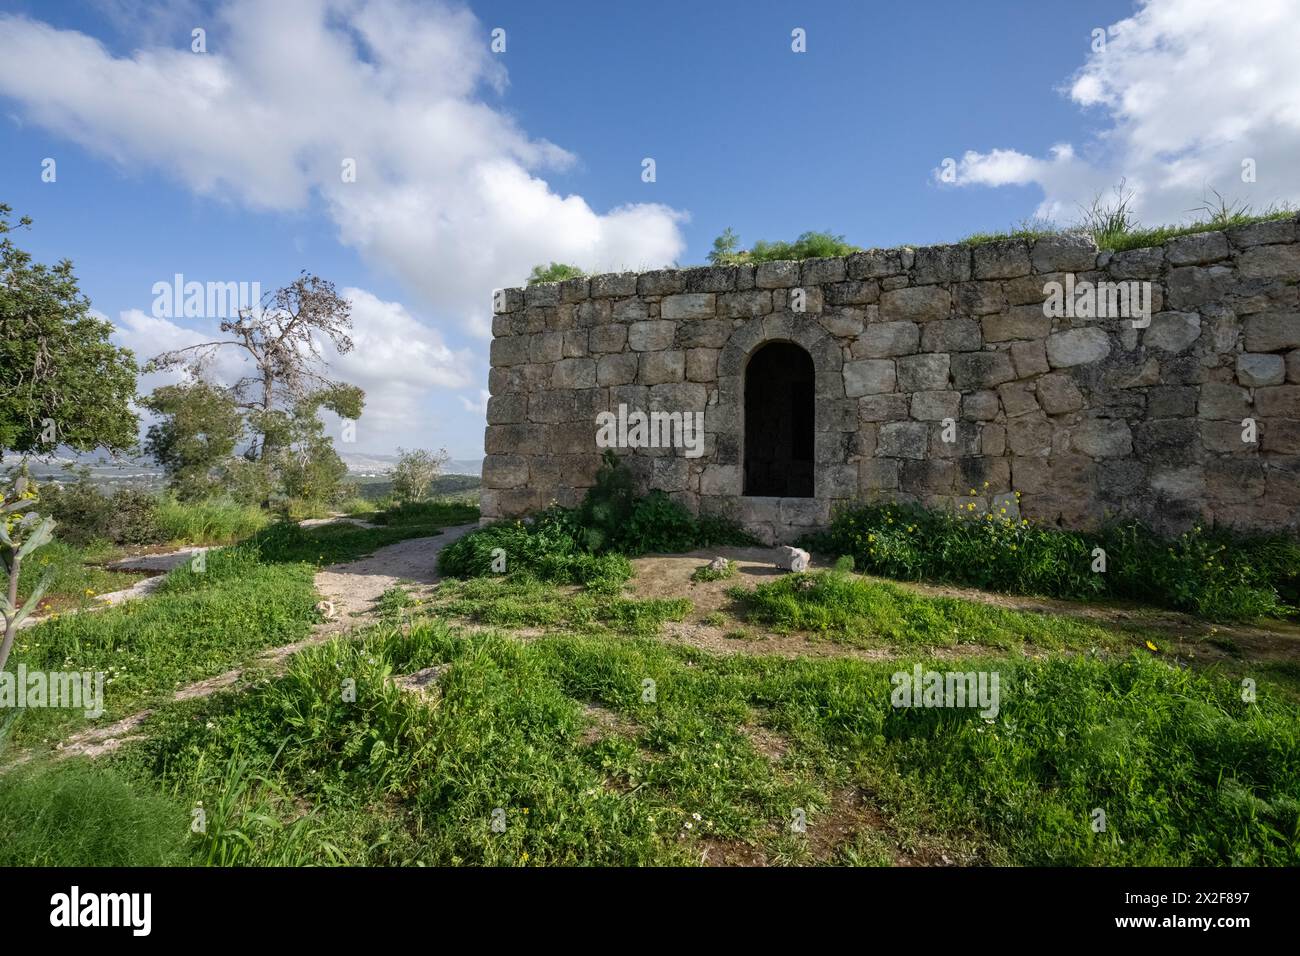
[579,702,640,745]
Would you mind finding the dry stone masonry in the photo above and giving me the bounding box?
[483,214,1300,543]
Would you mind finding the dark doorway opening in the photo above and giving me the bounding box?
[743,341,815,497]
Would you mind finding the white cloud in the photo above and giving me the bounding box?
[0,0,687,338]
[938,0,1300,225]
[458,389,490,415]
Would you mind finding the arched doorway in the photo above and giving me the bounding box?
[744,341,815,497]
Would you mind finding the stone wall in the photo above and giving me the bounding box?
[482,214,1300,543]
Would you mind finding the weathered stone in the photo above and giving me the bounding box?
[1047,328,1111,368]
[983,306,1051,342]
[1036,373,1085,414]
[1107,247,1164,280]
[853,321,920,358]
[637,270,685,296]
[627,320,676,351]
[524,284,560,308]
[482,454,529,488]
[950,351,1016,389]
[956,281,1007,315]
[1005,413,1052,457]
[911,390,961,421]
[1237,353,1286,387]
[819,307,867,338]
[597,353,638,386]
[997,382,1040,417]
[972,240,1032,279]
[1288,350,1300,383]
[1238,243,1300,280]
[1072,418,1133,458]
[879,286,951,323]
[661,293,716,320]
[859,394,911,422]
[1165,231,1231,266]
[590,273,638,298]
[552,358,596,389]
[1010,340,1050,378]
[1143,312,1201,352]
[775,546,811,572]
[1198,382,1252,419]
[1167,265,1235,310]
[685,348,719,382]
[638,350,685,385]
[589,324,628,353]
[843,359,896,397]
[1256,385,1300,418]
[1243,313,1300,351]
[1147,385,1197,418]
[896,353,950,391]
[755,260,800,288]
[911,245,971,284]
[846,249,904,279]
[1031,234,1098,272]
[921,318,982,352]
[962,390,1001,421]
[878,421,929,458]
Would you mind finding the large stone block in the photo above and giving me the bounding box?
[628,320,676,351]
[1243,313,1300,351]
[482,454,529,489]
[910,390,961,421]
[590,273,638,297]
[589,324,628,353]
[489,335,530,367]
[552,358,596,389]
[982,306,1050,342]
[1256,385,1300,418]
[843,359,897,397]
[853,321,920,358]
[661,293,716,320]
[1198,382,1252,420]
[638,350,685,385]
[896,353,951,391]
[1143,312,1201,352]
[1238,243,1300,280]
[921,318,982,352]
[597,353,638,386]
[878,421,929,458]
[755,260,800,288]
[911,245,972,284]
[1165,231,1231,266]
[1031,234,1098,272]
[879,286,951,323]
[1071,418,1133,457]
[972,240,1032,279]
[1237,353,1286,387]
[1047,328,1111,368]
[950,351,1016,389]
[1036,372,1085,414]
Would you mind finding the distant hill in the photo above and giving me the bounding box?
[337,453,482,476]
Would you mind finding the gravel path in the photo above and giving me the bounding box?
[43,522,478,761]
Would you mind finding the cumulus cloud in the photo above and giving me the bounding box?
[0,0,687,338]
[937,0,1300,225]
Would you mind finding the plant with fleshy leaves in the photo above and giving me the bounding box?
[1,470,56,673]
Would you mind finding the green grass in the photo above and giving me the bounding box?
[433,574,691,637]
[371,499,479,528]
[4,514,469,749]
[3,539,145,607]
[731,567,1125,651]
[0,759,189,866]
[78,620,1300,866]
[153,497,269,545]
[691,560,736,583]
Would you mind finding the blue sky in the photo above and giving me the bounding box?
[2,0,1297,458]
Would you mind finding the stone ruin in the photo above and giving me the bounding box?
[482,215,1300,543]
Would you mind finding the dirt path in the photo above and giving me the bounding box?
[45,523,478,761]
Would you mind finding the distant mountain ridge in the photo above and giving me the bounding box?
[3,451,483,477]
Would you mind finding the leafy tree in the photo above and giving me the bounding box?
[0,204,138,457]
[140,382,245,500]
[527,262,585,286]
[391,446,450,503]
[146,272,356,463]
[261,384,364,505]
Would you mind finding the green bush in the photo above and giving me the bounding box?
[438,454,754,590]
[802,501,1299,622]
[39,476,161,546]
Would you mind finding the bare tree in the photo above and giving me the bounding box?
[146,273,354,461]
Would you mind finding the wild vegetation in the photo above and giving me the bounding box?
[802,501,1299,623]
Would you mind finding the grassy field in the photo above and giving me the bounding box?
[2,494,1297,867]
